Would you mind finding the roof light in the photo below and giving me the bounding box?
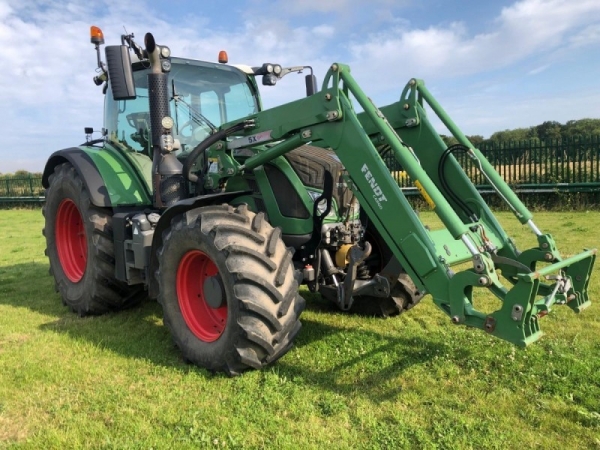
[218,50,228,64]
[160,46,171,58]
[90,26,104,45]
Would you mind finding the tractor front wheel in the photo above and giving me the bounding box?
[157,204,305,375]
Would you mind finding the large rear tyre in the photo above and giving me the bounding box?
[157,204,305,375]
[350,224,424,317]
[43,162,143,315]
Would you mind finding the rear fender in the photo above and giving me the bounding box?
[42,148,111,207]
[42,146,152,207]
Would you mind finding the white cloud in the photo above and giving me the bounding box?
[528,64,550,75]
[312,24,335,38]
[348,0,600,87]
[271,0,402,15]
[568,24,600,48]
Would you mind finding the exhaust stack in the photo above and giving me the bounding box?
[144,33,185,208]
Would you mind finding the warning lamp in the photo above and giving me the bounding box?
[90,26,104,45]
[218,50,228,64]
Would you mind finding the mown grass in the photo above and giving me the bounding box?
[0,209,599,449]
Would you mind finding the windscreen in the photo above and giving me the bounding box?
[104,60,259,154]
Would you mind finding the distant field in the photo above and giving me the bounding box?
[0,209,599,449]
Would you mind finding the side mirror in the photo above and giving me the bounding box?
[305,74,318,96]
[105,45,136,100]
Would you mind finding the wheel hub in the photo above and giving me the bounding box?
[55,198,87,283]
[203,275,225,309]
[176,250,227,342]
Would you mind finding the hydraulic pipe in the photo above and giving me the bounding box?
[416,82,533,225]
[240,133,305,172]
[337,68,469,240]
[527,220,543,237]
[461,234,480,256]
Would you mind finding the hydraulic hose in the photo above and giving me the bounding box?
[182,121,249,184]
[438,144,479,222]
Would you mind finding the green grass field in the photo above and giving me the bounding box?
[1,209,599,449]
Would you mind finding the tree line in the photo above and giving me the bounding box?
[441,118,600,147]
[0,170,43,179]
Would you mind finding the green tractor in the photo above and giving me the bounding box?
[42,27,595,375]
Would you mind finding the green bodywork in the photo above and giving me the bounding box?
[197,63,595,347]
[79,141,152,206]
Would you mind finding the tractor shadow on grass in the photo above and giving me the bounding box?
[0,262,66,317]
[37,299,194,370]
[275,314,473,403]
[0,261,192,371]
[1,261,472,390]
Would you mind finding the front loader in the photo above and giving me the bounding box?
[42,28,596,375]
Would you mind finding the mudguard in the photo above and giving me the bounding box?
[42,145,152,207]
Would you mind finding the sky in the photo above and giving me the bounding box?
[0,0,599,173]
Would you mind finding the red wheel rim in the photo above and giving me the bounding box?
[55,199,87,283]
[176,250,227,342]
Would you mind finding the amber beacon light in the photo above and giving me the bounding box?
[90,26,104,45]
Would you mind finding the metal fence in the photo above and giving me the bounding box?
[385,135,600,194]
[0,174,45,203]
[1,136,599,204]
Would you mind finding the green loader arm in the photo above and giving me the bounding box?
[207,63,596,347]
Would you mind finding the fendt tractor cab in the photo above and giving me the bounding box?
[42,27,595,375]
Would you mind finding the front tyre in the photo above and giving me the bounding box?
[43,162,143,315]
[157,204,305,375]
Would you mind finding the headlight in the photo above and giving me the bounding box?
[160,46,171,58]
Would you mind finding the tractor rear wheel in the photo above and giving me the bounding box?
[156,204,305,375]
[43,162,143,315]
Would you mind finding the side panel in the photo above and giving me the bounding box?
[228,150,347,235]
[254,160,314,236]
[42,145,152,207]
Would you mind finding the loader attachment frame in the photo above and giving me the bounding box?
[203,63,595,347]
